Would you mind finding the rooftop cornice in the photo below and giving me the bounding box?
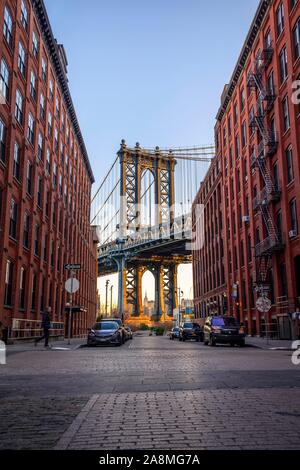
[216,0,272,122]
[31,0,95,183]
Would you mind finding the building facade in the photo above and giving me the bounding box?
[194,0,300,339]
[192,156,227,320]
[0,0,98,339]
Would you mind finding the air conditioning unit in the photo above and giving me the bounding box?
[289,230,297,239]
[242,216,250,223]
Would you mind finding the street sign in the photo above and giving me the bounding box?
[65,264,81,270]
[65,278,80,294]
[256,296,272,313]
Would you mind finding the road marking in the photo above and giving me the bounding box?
[54,394,99,450]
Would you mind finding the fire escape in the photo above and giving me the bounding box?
[247,42,283,293]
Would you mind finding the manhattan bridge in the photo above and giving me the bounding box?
[90,140,214,322]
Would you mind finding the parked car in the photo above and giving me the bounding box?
[203,316,245,347]
[169,327,180,340]
[124,326,133,340]
[101,318,126,342]
[179,322,203,342]
[87,321,124,346]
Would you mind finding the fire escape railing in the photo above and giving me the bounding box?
[247,42,284,289]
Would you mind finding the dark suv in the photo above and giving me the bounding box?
[203,316,245,347]
[179,322,203,342]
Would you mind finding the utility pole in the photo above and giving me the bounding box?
[110,285,113,316]
[105,280,110,316]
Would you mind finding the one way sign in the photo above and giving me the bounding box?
[65,264,81,270]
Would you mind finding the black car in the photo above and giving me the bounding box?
[87,321,124,346]
[179,322,203,342]
[169,327,180,340]
[203,316,245,347]
[124,326,133,340]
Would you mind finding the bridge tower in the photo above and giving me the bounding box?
[117,140,178,321]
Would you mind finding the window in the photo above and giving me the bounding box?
[276,3,284,37]
[21,0,28,30]
[0,118,6,163]
[4,260,13,306]
[38,132,43,160]
[48,111,52,137]
[23,211,30,248]
[273,161,279,189]
[56,97,60,118]
[26,160,33,195]
[265,30,272,48]
[31,274,37,310]
[19,267,26,309]
[40,93,45,120]
[9,198,18,239]
[290,198,298,235]
[276,210,283,243]
[242,121,247,147]
[45,190,50,217]
[0,59,9,101]
[240,89,245,112]
[291,0,298,11]
[49,79,54,100]
[293,17,300,60]
[286,146,294,183]
[282,95,290,132]
[15,89,24,124]
[37,176,43,207]
[44,234,48,261]
[30,70,37,101]
[54,128,59,153]
[248,234,252,262]
[233,103,238,125]
[46,148,51,174]
[279,46,288,83]
[27,112,35,144]
[34,225,40,256]
[267,71,275,96]
[13,142,21,181]
[32,31,39,59]
[235,135,240,159]
[18,42,26,76]
[53,162,57,187]
[41,57,47,81]
[3,6,13,48]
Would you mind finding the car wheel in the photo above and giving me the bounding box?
[209,336,216,347]
[239,340,245,347]
[230,342,235,347]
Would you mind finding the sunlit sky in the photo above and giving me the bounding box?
[44,0,259,303]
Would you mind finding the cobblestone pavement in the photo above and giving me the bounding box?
[1,335,300,449]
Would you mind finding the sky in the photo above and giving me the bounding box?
[44,0,260,304]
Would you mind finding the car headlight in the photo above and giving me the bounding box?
[89,330,96,337]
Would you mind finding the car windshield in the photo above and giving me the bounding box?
[93,322,118,330]
[212,317,238,327]
[183,323,193,329]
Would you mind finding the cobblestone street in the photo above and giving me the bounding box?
[1,334,300,450]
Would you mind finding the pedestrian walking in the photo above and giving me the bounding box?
[35,307,52,348]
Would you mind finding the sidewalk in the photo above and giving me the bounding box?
[6,338,85,354]
[246,336,299,350]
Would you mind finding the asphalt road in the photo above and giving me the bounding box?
[0,334,300,450]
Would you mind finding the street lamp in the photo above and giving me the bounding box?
[175,287,184,326]
[110,285,113,316]
[105,280,110,316]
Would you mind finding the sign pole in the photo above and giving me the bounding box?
[68,271,74,345]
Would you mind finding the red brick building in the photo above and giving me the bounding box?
[193,0,300,339]
[192,157,227,319]
[0,0,98,340]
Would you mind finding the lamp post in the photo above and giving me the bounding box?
[110,285,113,316]
[175,287,184,327]
[105,280,110,316]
